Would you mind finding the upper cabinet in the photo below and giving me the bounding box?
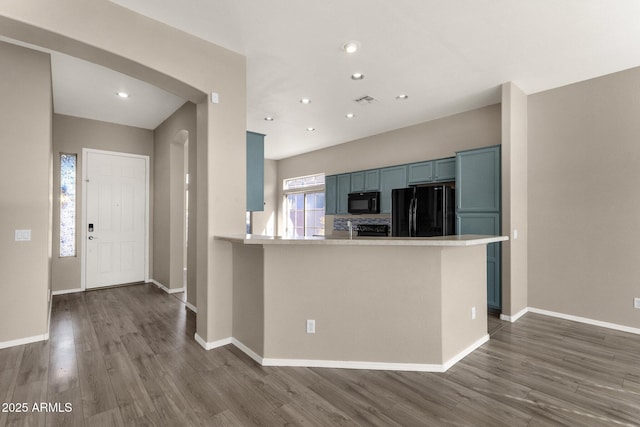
[408,161,433,184]
[456,146,500,212]
[434,158,456,182]
[380,166,407,214]
[351,169,380,192]
[336,174,351,214]
[246,131,264,212]
[325,175,337,215]
[407,157,455,185]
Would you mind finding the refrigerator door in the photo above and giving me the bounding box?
[443,186,456,235]
[391,188,414,236]
[414,186,444,237]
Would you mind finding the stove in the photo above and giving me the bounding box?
[357,224,389,237]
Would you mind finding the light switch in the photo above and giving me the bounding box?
[15,229,31,241]
[513,229,518,240]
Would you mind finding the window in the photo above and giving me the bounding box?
[60,153,77,257]
[284,174,325,237]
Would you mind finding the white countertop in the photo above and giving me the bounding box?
[215,234,508,246]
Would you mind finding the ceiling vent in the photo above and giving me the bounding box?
[354,95,377,105]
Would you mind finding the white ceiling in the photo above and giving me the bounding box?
[0,36,186,131]
[10,1,640,159]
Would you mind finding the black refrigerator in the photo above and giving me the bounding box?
[392,185,456,237]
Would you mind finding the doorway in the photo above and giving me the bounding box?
[82,149,149,289]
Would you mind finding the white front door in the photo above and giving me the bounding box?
[84,150,148,289]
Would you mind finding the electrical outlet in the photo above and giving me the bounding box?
[471,306,476,320]
[634,298,640,309]
[306,319,316,334]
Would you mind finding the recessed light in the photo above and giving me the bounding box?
[306,127,315,131]
[300,98,311,104]
[396,94,409,100]
[351,73,364,80]
[345,113,355,119]
[343,41,359,54]
[116,92,129,98]
[264,116,274,121]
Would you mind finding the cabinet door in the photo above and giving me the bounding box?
[434,157,456,182]
[408,161,433,184]
[246,131,265,211]
[456,212,501,310]
[350,171,365,192]
[380,166,407,214]
[456,146,500,212]
[364,169,380,191]
[325,175,337,215]
[337,174,351,214]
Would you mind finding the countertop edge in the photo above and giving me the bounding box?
[215,234,509,247]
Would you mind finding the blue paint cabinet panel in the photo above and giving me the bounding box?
[434,157,456,182]
[364,169,380,191]
[325,175,337,214]
[456,146,500,212]
[380,166,407,214]
[246,131,264,212]
[350,171,365,192]
[337,174,351,214]
[456,212,501,309]
[408,161,433,184]
[455,145,501,310]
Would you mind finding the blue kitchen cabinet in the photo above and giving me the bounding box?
[351,171,365,192]
[408,161,433,184]
[246,131,265,212]
[455,145,501,310]
[380,165,407,214]
[336,174,351,214]
[325,175,337,214]
[456,146,500,212]
[456,213,501,310]
[351,169,380,192]
[434,157,456,182]
[364,169,380,191]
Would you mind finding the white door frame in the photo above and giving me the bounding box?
[81,148,150,290]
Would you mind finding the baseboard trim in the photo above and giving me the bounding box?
[0,334,48,350]
[52,288,83,296]
[442,334,490,372]
[230,334,489,373]
[185,301,197,313]
[500,307,529,323]
[194,333,232,351]
[528,307,640,336]
[151,280,184,295]
[232,338,264,365]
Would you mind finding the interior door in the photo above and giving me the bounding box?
[85,151,147,289]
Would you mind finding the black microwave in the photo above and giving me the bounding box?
[348,191,380,214]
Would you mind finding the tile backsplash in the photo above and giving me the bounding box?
[333,216,391,232]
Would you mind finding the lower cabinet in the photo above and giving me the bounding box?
[456,213,501,310]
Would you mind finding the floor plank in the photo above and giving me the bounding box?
[2,283,640,426]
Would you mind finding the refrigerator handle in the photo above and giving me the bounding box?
[412,198,418,237]
[408,198,414,237]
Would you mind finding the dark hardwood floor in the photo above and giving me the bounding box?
[2,283,640,426]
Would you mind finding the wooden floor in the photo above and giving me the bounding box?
[2,284,640,426]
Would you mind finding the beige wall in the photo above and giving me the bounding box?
[0,41,52,344]
[0,0,246,344]
[251,159,278,236]
[153,102,198,306]
[501,83,528,317]
[51,114,154,293]
[232,244,264,355]
[276,104,501,235]
[528,66,640,328]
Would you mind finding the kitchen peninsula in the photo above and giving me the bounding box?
[216,234,508,372]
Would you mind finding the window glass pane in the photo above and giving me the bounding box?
[284,178,326,237]
[60,154,77,257]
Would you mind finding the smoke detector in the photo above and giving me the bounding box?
[355,95,377,105]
